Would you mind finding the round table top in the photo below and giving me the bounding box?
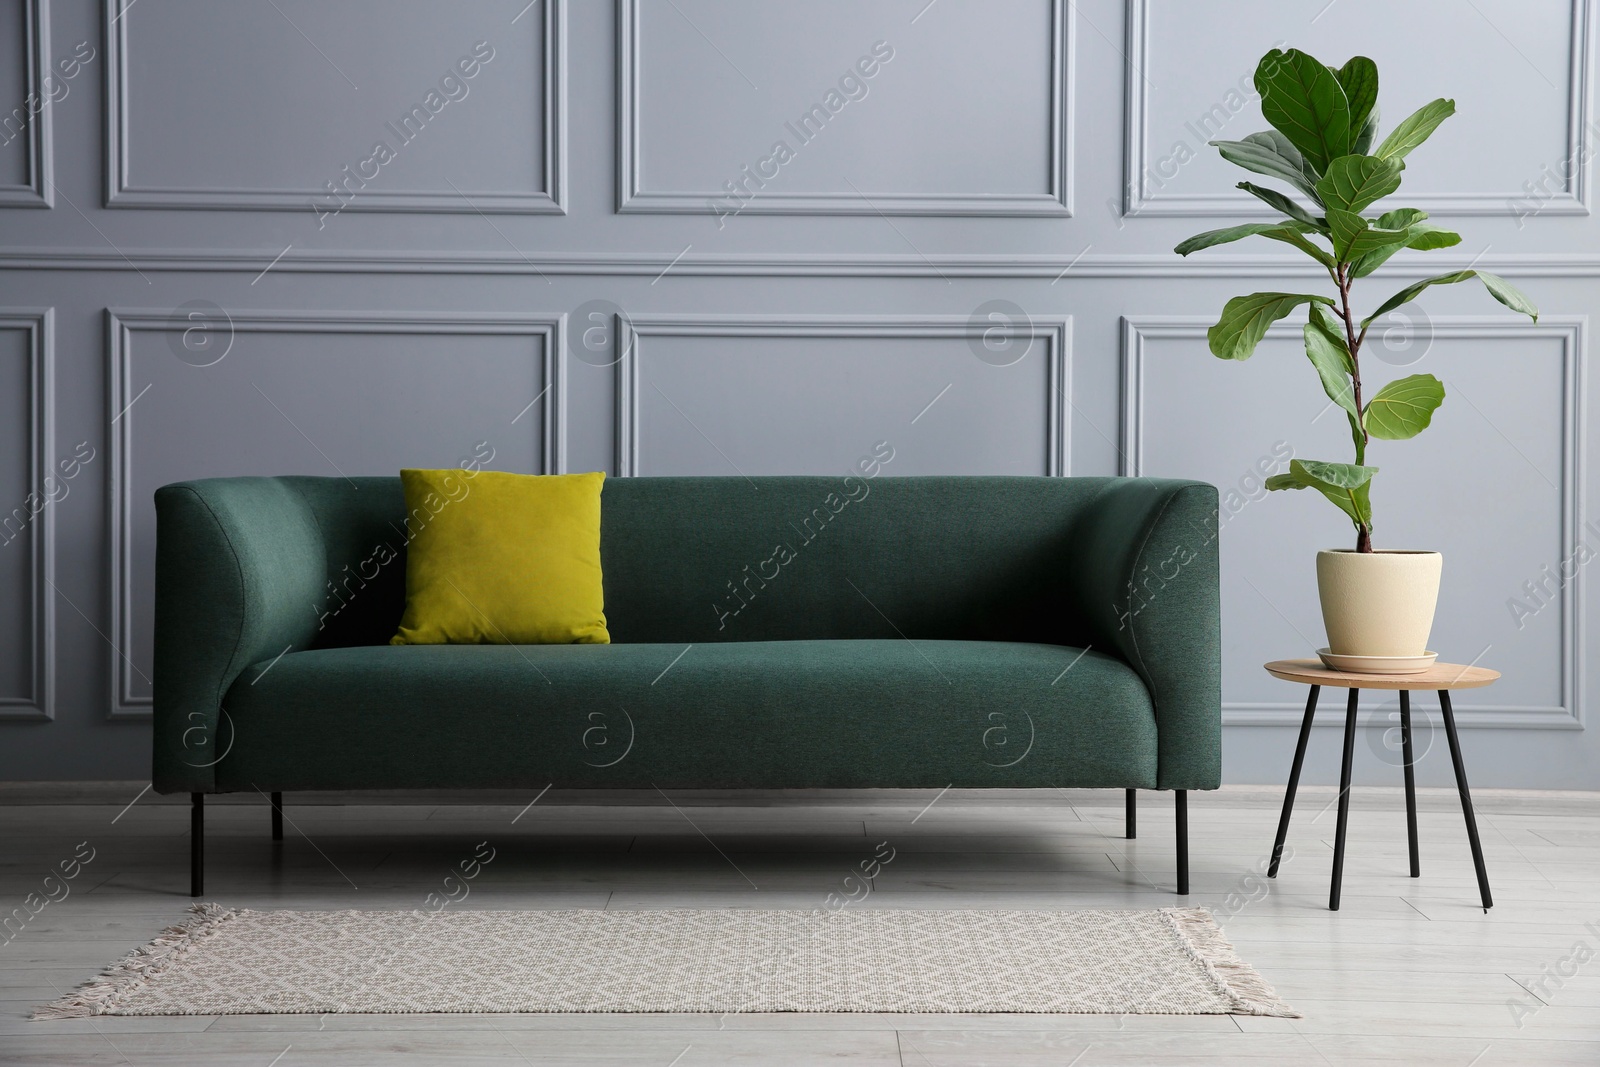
[1263,659,1500,691]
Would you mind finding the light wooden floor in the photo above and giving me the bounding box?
[1,783,1597,1066]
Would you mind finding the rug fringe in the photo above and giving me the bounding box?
[32,902,240,1019]
[1160,907,1301,1018]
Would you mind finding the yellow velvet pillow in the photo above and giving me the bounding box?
[390,469,609,645]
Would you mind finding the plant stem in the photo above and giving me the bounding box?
[1335,264,1375,552]
[1335,267,1366,456]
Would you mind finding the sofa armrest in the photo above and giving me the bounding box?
[152,478,327,793]
[1067,479,1221,790]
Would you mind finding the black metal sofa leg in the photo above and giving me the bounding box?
[1175,790,1189,895]
[271,792,284,842]
[1125,789,1137,839]
[190,793,204,898]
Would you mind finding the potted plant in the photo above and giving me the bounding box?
[1175,47,1538,671]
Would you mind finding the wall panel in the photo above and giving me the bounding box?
[617,316,1068,478]
[618,0,1072,215]
[1123,316,1585,729]
[105,0,564,212]
[106,310,562,716]
[0,310,52,720]
[0,0,52,206]
[1125,0,1592,216]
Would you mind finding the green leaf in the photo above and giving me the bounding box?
[1237,181,1324,228]
[1213,131,1323,201]
[1474,271,1539,320]
[1365,373,1445,440]
[1175,219,1333,266]
[1174,222,1332,266]
[1326,210,1365,260]
[1335,57,1379,145]
[1327,208,1415,262]
[1352,104,1380,155]
[1375,98,1456,160]
[1348,211,1459,276]
[1375,208,1429,229]
[1260,223,1337,267]
[1316,154,1404,214]
[1402,225,1462,251]
[1208,292,1336,361]
[1305,306,1365,459]
[1174,223,1293,256]
[1297,458,1376,489]
[1268,459,1378,527]
[1349,244,1400,279]
[1255,48,1352,172]
[1304,305,1358,417]
[1347,481,1374,529]
[1362,269,1539,327]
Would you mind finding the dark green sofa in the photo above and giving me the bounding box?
[154,475,1221,896]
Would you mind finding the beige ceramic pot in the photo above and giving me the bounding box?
[1315,549,1443,657]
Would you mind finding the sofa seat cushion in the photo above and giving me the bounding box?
[217,640,1157,791]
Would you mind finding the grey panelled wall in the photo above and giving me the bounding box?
[0,0,1594,788]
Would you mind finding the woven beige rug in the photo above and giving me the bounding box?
[37,904,1297,1018]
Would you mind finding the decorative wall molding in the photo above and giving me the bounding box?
[0,0,53,208]
[0,310,54,721]
[1123,0,1594,218]
[102,0,566,213]
[615,0,1074,217]
[105,309,566,718]
[1121,314,1586,729]
[11,248,1600,278]
[615,314,1069,478]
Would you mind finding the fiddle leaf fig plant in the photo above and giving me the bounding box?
[1176,48,1538,552]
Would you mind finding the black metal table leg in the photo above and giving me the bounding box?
[1125,789,1136,839]
[190,793,204,898]
[1269,684,1319,878]
[1175,790,1189,895]
[271,791,284,842]
[1329,688,1360,911]
[1399,692,1420,878]
[1439,690,1493,912]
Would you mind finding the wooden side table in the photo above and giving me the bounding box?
[1262,659,1500,912]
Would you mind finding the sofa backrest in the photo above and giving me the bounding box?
[285,474,1118,648]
